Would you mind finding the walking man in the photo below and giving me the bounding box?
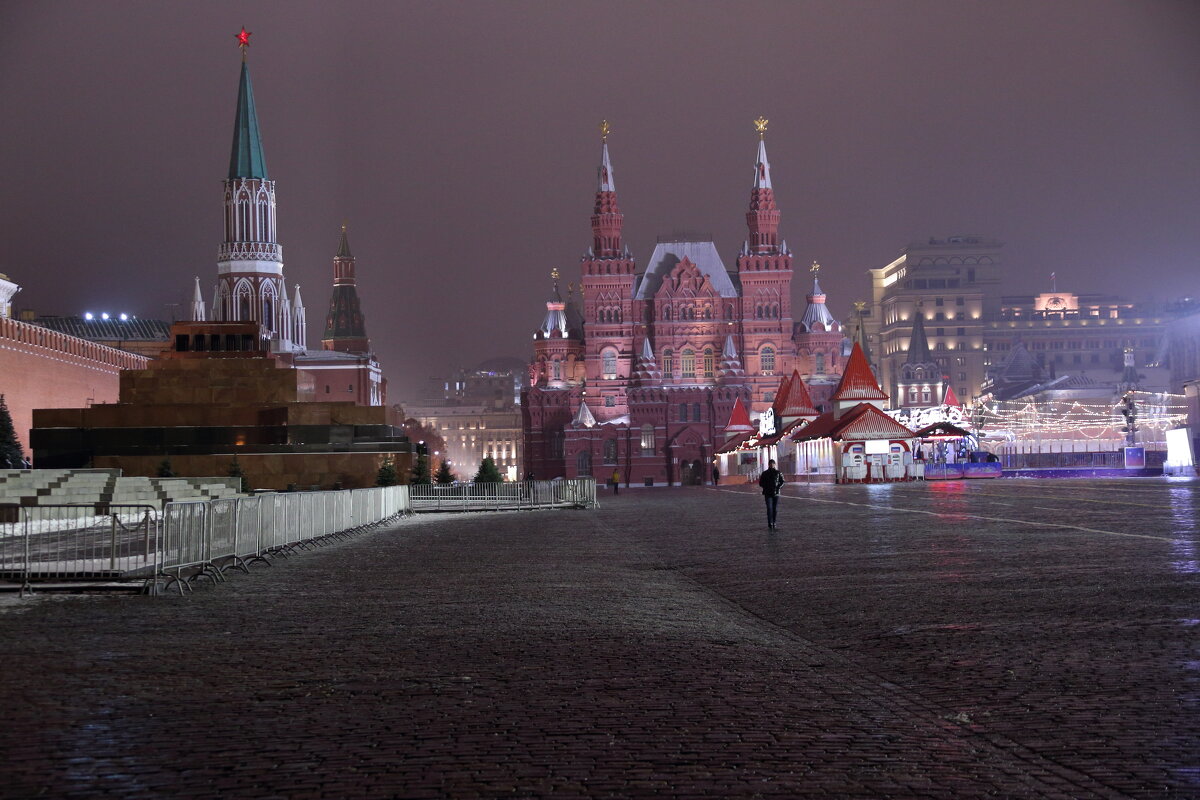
[758,459,784,529]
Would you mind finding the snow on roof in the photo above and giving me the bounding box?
[634,241,739,300]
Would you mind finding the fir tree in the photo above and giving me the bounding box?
[0,394,24,469]
[410,452,431,485]
[473,456,503,483]
[376,457,399,487]
[228,456,251,493]
[434,460,455,485]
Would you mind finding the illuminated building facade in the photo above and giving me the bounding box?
[402,362,525,481]
[522,121,848,484]
[867,235,1003,408]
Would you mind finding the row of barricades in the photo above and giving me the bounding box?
[160,485,412,590]
[3,480,597,593]
[408,479,598,512]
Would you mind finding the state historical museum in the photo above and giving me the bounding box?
[522,121,851,485]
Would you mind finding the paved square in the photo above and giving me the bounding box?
[1,478,1198,798]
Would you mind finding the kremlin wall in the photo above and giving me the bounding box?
[0,313,148,457]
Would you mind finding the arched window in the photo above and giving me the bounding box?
[602,349,617,379]
[576,450,592,476]
[615,308,622,323]
[755,306,763,319]
[603,439,617,464]
[692,403,701,422]
[703,306,712,320]
[663,306,672,321]
[236,284,253,321]
[551,358,562,381]
[640,424,655,453]
[815,352,825,374]
[662,349,674,375]
[725,304,734,320]
[681,348,695,376]
[703,347,715,378]
[761,346,776,375]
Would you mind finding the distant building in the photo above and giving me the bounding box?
[29,315,172,358]
[867,235,1003,407]
[984,292,1171,397]
[0,273,18,318]
[404,361,526,481]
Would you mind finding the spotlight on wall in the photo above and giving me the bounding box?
[101,312,110,320]
[84,312,94,320]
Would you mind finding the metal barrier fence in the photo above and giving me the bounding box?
[0,504,159,582]
[997,450,1166,470]
[2,480,595,592]
[160,485,411,589]
[408,479,598,512]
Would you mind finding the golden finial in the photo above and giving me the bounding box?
[753,116,769,138]
[600,120,610,142]
[853,300,867,313]
[341,220,347,234]
[551,268,560,282]
[810,261,820,275]
[567,282,575,294]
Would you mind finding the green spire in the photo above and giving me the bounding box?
[228,61,268,180]
[336,223,353,258]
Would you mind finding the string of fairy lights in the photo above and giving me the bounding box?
[972,391,1187,440]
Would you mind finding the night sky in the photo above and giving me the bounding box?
[2,1,1198,401]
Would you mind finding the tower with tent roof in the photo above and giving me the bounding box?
[522,119,850,485]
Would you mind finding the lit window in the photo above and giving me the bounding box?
[662,349,674,375]
[682,348,695,376]
[641,424,655,453]
[602,349,617,379]
[815,352,825,374]
[703,348,714,378]
[761,346,776,375]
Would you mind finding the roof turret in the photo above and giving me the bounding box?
[831,342,888,410]
[775,369,819,422]
[573,401,597,428]
[905,304,934,365]
[722,396,754,435]
[717,334,746,383]
[799,262,838,332]
[635,338,662,385]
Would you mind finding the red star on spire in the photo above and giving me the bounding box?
[235,27,252,51]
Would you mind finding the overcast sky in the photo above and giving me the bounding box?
[2,1,1198,401]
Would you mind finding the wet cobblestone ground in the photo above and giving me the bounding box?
[1,477,1198,798]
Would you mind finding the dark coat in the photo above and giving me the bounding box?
[758,467,784,497]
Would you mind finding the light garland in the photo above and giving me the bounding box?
[970,391,1187,440]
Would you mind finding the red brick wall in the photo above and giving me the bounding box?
[0,317,147,456]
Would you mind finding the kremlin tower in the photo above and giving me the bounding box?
[200,29,300,353]
[187,31,384,406]
[322,225,370,353]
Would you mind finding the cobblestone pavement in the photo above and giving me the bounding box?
[1,478,1198,798]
